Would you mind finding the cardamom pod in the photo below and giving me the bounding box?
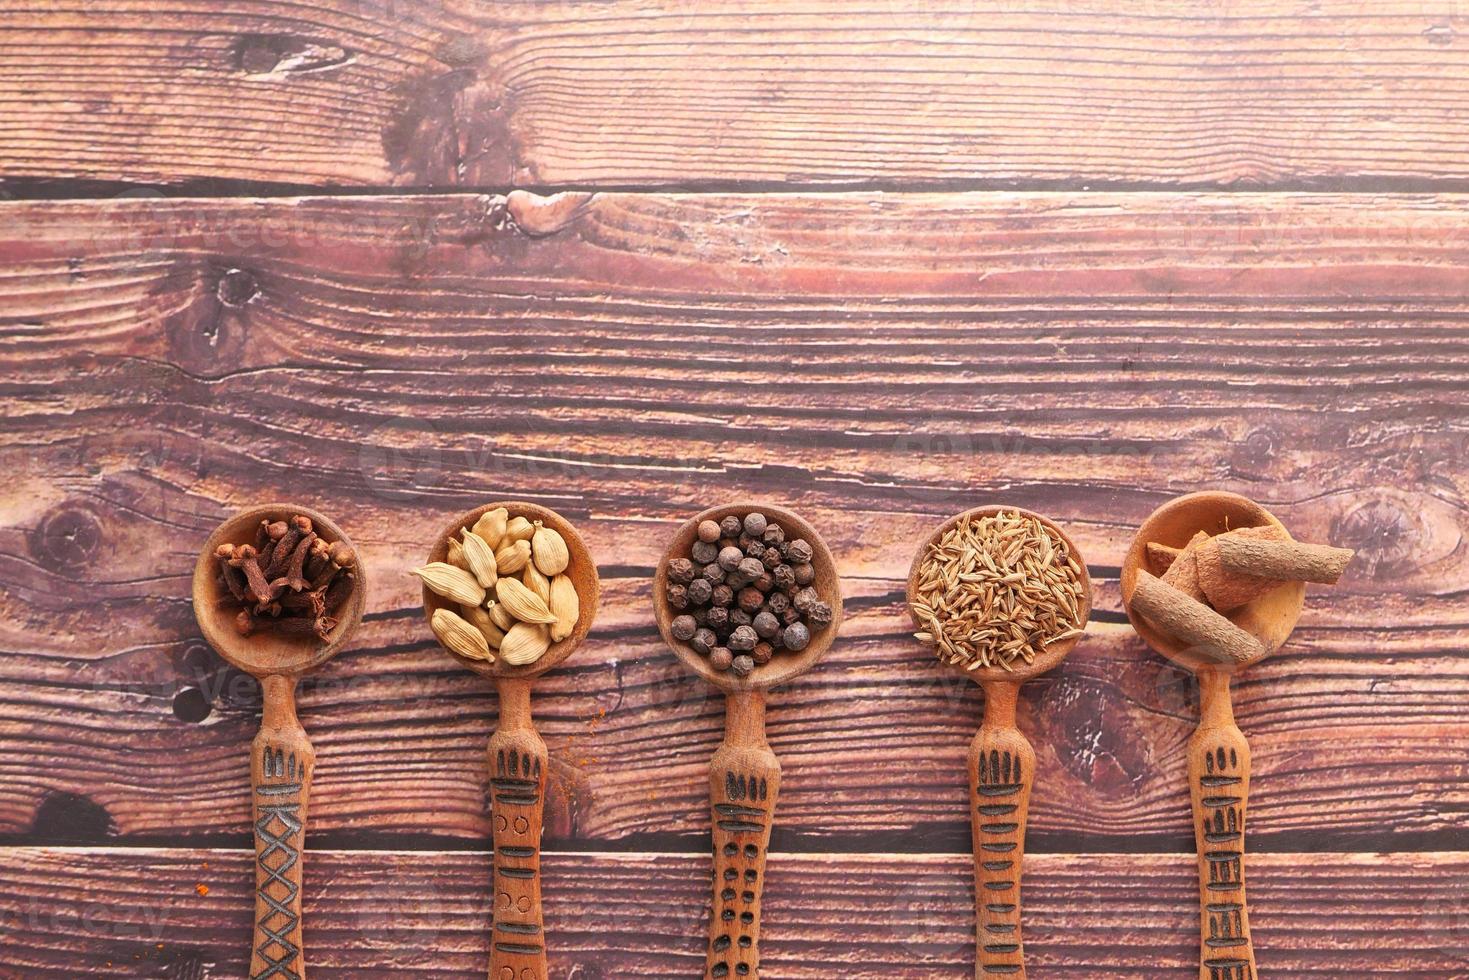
[495,577,558,624]
[499,621,550,666]
[471,507,509,550]
[414,562,486,607]
[549,573,579,642]
[432,607,494,662]
[531,524,570,576]
[459,527,499,589]
[504,516,536,543]
[487,600,516,632]
[495,539,531,574]
[446,537,471,573]
[523,561,551,604]
[461,603,504,648]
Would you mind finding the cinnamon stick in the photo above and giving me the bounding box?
[1194,524,1287,612]
[1213,534,1354,585]
[1146,541,1183,573]
[1130,569,1265,665]
[1160,530,1209,601]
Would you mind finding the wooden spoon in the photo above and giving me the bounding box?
[905,505,1092,980]
[421,502,600,980]
[192,504,367,980]
[1120,491,1305,980]
[653,503,843,980]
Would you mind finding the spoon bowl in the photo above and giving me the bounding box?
[422,501,601,679]
[1120,490,1303,672]
[654,501,842,692]
[193,503,366,677]
[905,504,1091,685]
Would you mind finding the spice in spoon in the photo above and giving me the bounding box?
[664,511,834,677]
[416,508,580,666]
[911,509,1085,671]
[215,513,358,641]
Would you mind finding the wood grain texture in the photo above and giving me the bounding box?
[4,2,1469,189]
[0,192,1465,851]
[3,847,1468,978]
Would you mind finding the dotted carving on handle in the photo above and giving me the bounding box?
[492,748,545,978]
[975,748,1024,971]
[709,770,769,979]
[1199,745,1252,980]
[254,746,305,980]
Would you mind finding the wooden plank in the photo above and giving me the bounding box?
[0,192,1464,848]
[4,847,1467,977]
[4,3,1469,188]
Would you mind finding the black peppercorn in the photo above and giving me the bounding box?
[743,538,765,558]
[807,600,833,628]
[687,578,713,605]
[793,586,820,614]
[707,606,730,630]
[702,562,726,584]
[765,592,790,616]
[711,584,734,608]
[781,605,801,626]
[737,587,764,613]
[691,540,719,565]
[753,611,781,639]
[731,654,755,677]
[718,545,745,571]
[782,622,811,651]
[671,614,697,641]
[720,515,743,538]
[710,647,733,671]
[728,609,752,629]
[692,606,709,626]
[787,539,814,564]
[773,564,795,590]
[752,641,774,665]
[761,524,785,546]
[753,572,774,593]
[736,557,765,582]
[729,625,757,651]
[743,512,767,537]
[668,558,696,585]
[667,584,689,610]
[698,520,722,543]
[792,562,815,586]
[692,628,717,655]
[761,547,782,570]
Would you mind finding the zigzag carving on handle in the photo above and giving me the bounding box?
[254,745,305,980]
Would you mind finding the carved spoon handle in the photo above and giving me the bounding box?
[706,691,780,980]
[972,679,1033,980]
[489,677,550,980]
[250,674,313,980]
[1190,668,1256,980]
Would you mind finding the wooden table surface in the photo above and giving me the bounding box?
[1,3,1467,977]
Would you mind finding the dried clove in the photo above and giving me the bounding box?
[215,544,248,601]
[218,513,353,643]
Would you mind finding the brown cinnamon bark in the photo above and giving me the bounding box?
[1131,570,1265,666]
[1214,534,1354,585]
[1194,524,1287,612]
[1160,530,1209,600]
